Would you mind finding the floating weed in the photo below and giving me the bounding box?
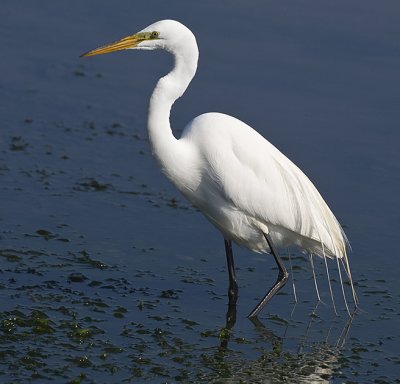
[176,266,215,286]
[83,298,109,310]
[200,329,217,338]
[19,354,46,369]
[159,289,181,299]
[105,122,126,137]
[55,306,76,317]
[23,229,69,243]
[73,67,85,77]
[68,373,87,384]
[99,277,133,294]
[65,322,104,344]
[72,328,92,340]
[74,177,113,192]
[88,280,102,287]
[10,136,29,151]
[150,365,169,377]
[180,318,199,329]
[235,337,251,345]
[168,197,178,208]
[103,344,124,355]
[68,355,92,368]
[75,250,108,270]
[267,314,289,326]
[0,250,22,262]
[130,366,144,378]
[136,299,159,311]
[35,229,56,241]
[136,328,152,335]
[131,355,152,365]
[0,310,54,336]
[68,273,87,283]
[134,269,158,278]
[0,243,398,383]
[137,300,145,311]
[149,315,171,322]
[113,306,128,318]
[218,327,231,341]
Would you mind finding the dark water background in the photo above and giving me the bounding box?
[1,1,399,383]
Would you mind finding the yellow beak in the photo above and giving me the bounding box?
[81,33,144,58]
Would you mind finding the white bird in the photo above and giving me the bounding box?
[82,20,357,318]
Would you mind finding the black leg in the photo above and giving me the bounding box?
[248,232,289,318]
[220,304,237,350]
[224,239,238,306]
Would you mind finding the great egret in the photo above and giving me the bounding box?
[82,20,357,318]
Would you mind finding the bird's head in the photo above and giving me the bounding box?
[81,19,196,57]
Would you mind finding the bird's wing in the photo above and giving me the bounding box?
[187,113,347,257]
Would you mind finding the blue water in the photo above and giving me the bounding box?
[1,1,399,382]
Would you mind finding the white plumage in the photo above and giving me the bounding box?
[82,19,357,317]
[179,112,347,256]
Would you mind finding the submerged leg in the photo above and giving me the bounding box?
[220,304,237,350]
[224,239,238,306]
[248,232,289,318]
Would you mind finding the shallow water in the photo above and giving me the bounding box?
[1,1,400,383]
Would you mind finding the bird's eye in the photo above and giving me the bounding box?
[151,31,160,39]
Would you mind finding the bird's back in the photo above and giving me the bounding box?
[180,112,348,259]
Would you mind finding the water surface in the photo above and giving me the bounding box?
[1,1,399,382]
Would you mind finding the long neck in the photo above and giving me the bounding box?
[147,44,198,182]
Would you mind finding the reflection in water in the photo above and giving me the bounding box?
[209,305,355,383]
